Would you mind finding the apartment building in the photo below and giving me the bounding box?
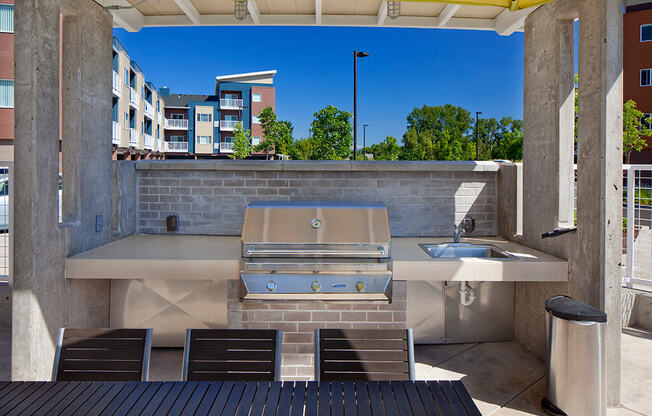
[159,70,276,158]
[0,1,13,161]
[625,1,652,163]
[112,37,165,160]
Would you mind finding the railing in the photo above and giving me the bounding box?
[220,98,243,109]
[129,88,139,109]
[143,134,154,150]
[165,119,188,129]
[129,128,139,147]
[164,141,189,152]
[220,141,234,153]
[144,101,154,119]
[112,72,121,97]
[220,120,240,131]
[623,165,652,291]
[112,122,120,145]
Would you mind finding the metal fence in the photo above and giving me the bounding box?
[623,165,652,291]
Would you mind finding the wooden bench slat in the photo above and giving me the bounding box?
[3,382,55,416]
[320,339,408,350]
[86,382,135,416]
[320,329,408,340]
[317,379,331,416]
[179,381,211,416]
[166,381,200,415]
[191,381,224,416]
[304,381,318,416]
[190,339,276,351]
[139,381,183,416]
[277,381,295,415]
[189,350,275,361]
[452,381,482,416]
[262,381,282,416]
[355,381,372,416]
[22,382,79,416]
[290,381,306,416]
[321,372,409,381]
[235,381,259,416]
[57,371,143,382]
[343,381,357,416]
[321,350,408,362]
[426,381,455,416]
[56,382,105,416]
[366,381,386,416]
[330,381,344,416]
[61,338,145,350]
[61,348,144,360]
[188,372,275,382]
[415,381,443,416]
[63,329,148,339]
[390,381,414,416]
[191,329,278,339]
[439,381,469,416]
[61,359,143,371]
[189,360,274,372]
[322,361,409,373]
[250,381,271,416]
[379,381,400,415]
[403,380,427,415]
[125,382,165,416]
[70,382,120,416]
[222,381,247,415]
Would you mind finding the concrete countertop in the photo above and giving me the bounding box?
[65,234,568,282]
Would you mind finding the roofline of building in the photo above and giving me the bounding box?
[215,70,277,82]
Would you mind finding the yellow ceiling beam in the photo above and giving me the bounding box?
[396,0,555,11]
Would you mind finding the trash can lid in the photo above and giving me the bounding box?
[545,295,607,323]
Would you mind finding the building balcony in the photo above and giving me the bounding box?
[144,134,154,150]
[112,72,121,97]
[220,98,243,110]
[129,88,139,109]
[220,120,240,131]
[220,141,234,153]
[129,128,139,147]
[164,141,189,152]
[165,119,188,130]
[112,122,120,145]
[144,101,155,119]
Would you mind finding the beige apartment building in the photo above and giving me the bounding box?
[112,37,164,160]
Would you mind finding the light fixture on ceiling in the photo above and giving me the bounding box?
[234,0,248,21]
[387,1,400,20]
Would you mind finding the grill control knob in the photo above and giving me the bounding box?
[311,281,321,292]
[266,281,277,291]
[356,281,366,292]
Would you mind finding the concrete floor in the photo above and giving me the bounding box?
[0,328,649,415]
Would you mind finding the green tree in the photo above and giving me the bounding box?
[254,106,294,158]
[310,105,353,160]
[370,136,401,160]
[288,138,314,160]
[490,117,523,160]
[623,99,652,163]
[232,123,251,160]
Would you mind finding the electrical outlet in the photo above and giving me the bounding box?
[96,215,103,232]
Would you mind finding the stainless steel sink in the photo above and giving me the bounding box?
[419,243,513,259]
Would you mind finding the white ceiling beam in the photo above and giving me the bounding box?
[173,0,200,25]
[247,0,261,24]
[436,4,461,27]
[376,1,387,26]
[494,8,531,36]
[315,0,322,25]
[110,9,145,32]
[141,14,500,32]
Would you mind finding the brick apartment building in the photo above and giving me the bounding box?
[625,0,652,163]
[160,70,276,158]
[0,1,13,161]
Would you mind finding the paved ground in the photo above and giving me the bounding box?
[0,327,649,415]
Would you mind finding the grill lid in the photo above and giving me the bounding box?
[241,201,390,258]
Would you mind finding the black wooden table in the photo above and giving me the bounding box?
[0,380,481,416]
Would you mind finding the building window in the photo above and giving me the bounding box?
[252,93,262,103]
[124,69,129,86]
[170,136,185,142]
[642,24,652,42]
[252,115,260,124]
[225,115,238,121]
[0,5,13,33]
[642,113,652,130]
[642,69,652,87]
[0,80,13,108]
[197,113,212,122]
[252,137,261,146]
[172,113,186,120]
[225,93,239,100]
[197,136,211,145]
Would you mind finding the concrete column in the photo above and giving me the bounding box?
[13,0,113,380]
[577,0,623,406]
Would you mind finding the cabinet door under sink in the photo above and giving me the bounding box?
[406,281,445,344]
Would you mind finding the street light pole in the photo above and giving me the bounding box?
[475,111,483,160]
[353,50,369,160]
[363,124,368,159]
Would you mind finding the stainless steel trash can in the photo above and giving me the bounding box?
[541,295,607,416]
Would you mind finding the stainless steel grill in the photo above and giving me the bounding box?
[240,201,392,301]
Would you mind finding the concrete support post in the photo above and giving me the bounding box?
[577,0,623,406]
[13,0,114,380]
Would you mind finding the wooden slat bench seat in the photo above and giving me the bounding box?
[52,328,152,382]
[315,328,415,381]
[183,329,282,381]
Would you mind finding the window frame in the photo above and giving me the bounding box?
[252,115,260,124]
[641,24,652,42]
[0,79,14,109]
[0,5,14,34]
[196,135,212,145]
[641,69,652,87]
[252,93,262,103]
[252,136,262,146]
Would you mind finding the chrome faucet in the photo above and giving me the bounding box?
[454,218,475,243]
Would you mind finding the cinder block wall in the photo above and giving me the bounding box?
[227,280,407,381]
[135,161,499,237]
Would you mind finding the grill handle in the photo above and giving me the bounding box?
[245,247,386,257]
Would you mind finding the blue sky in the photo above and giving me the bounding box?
[114,26,524,147]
